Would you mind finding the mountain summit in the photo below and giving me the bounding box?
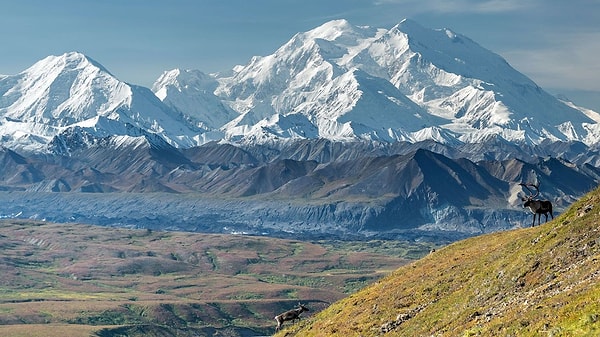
[157,19,600,146]
[1,20,600,153]
[0,52,202,153]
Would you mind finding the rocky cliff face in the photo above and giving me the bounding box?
[1,139,597,241]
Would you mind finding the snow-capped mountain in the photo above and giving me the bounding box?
[0,52,203,153]
[152,69,237,137]
[2,19,600,154]
[157,19,600,146]
[2,20,600,240]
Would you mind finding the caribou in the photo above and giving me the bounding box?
[520,182,554,226]
[275,303,310,331]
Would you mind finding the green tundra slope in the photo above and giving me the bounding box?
[280,186,600,336]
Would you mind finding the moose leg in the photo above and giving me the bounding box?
[534,213,541,227]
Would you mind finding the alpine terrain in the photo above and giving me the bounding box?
[276,184,600,336]
[1,19,599,241]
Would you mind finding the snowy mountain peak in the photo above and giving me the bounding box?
[2,51,129,127]
[152,68,237,131]
[0,52,204,152]
[303,18,360,41]
[390,19,521,85]
[2,19,600,153]
[198,19,599,145]
[198,19,600,145]
[152,68,217,100]
[26,51,110,75]
[395,18,464,45]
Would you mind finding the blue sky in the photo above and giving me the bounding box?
[2,0,599,110]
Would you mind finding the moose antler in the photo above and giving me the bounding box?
[519,182,540,199]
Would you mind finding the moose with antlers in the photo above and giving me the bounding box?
[520,182,554,226]
[275,303,310,331]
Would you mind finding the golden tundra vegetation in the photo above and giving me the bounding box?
[0,217,435,337]
[278,186,600,336]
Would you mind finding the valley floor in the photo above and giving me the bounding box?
[0,219,435,336]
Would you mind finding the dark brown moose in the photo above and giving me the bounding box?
[520,182,554,226]
[275,303,310,331]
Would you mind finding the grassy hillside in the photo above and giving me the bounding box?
[0,220,434,336]
[280,186,600,336]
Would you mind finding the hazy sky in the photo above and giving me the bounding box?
[2,0,599,109]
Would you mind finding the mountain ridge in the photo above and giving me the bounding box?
[1,141,598,239]
[0,51,203,153]
[1,19,600,240]
[2,19,600,154]
[188,18,599,146]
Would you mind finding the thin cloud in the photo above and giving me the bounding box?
[373,0,534,13]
